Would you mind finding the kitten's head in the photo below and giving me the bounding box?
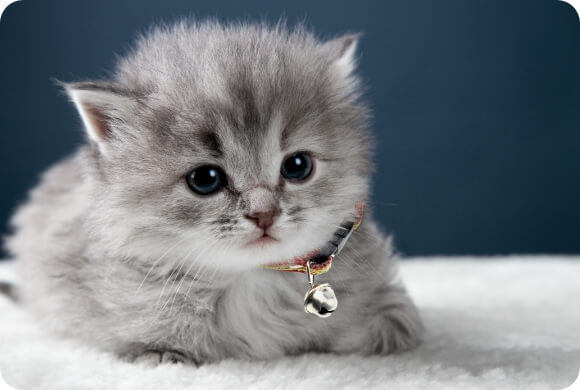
[65,21,372,273]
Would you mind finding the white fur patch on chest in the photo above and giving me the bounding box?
[219,270,322,357]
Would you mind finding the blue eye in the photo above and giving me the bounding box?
[281,153,313,182]
[186,165,227,195]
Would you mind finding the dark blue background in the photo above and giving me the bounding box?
[1,0,579,257]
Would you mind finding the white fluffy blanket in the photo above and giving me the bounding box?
[1,257,579,390]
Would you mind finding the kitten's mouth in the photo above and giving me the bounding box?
[247,234,278,247]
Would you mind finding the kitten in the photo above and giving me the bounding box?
[5,20,423,364]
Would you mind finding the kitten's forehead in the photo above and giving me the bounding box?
[118,23,339,135]
[219,109,287,186]
[162,50,333,137]
[148,70,333,171]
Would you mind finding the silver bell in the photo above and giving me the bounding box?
[303,283,338,318]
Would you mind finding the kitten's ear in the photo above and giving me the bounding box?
[61,81,138,148]
[323,33,361,78]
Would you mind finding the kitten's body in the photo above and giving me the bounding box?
[6,21,422,364]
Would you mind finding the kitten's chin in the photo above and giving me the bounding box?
[237,236,325,268]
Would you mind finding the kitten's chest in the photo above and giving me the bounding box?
[218,270,330,357]
[223,270,305,319]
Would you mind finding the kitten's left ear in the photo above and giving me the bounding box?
[323,33,361,79]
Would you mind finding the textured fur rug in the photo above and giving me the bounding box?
[1,257,579,390]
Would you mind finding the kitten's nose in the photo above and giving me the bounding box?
[242,186,281,230]
[244,210,280,229]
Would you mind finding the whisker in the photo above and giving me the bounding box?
[159,246,197,312]
[165,238,225,313]
[135,233,192,294]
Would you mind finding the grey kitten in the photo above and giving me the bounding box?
[5,20,423,364]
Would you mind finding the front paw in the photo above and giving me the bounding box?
[120,347,198,366]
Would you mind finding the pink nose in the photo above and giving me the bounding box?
[244,210,279,229]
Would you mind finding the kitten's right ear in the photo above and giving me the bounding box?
[60,81,138,149]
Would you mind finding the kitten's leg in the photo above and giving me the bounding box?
[330,282,424,355]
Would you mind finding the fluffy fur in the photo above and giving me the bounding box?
[5,20,422,364]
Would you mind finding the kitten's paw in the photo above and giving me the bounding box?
[135,350,191,366]
[121,348,198,366]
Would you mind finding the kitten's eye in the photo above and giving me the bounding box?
[281,152,313,182]
[186,165,227,195]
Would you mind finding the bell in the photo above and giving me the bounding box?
[303,283,338,318]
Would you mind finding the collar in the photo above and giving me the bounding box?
[260,201,364,275]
